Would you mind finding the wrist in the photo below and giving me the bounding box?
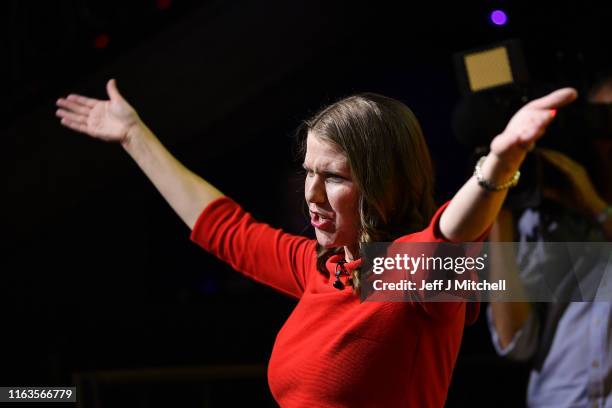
[483,153,520,181]
[587,197,608,218]
[475,154,521,191]
[121,119,148,151]
[591,201,612,224]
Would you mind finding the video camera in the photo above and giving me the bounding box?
[451,40,612,210]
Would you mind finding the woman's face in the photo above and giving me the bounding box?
[303,132,360,253]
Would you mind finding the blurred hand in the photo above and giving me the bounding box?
[538,147,606,216]
[56,79,140,144]
[489,88,578,168]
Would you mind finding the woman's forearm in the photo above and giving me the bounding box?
[121,122,224,229]
[440,153,516,242]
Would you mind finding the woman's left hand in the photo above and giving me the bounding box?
[489,87,578,170]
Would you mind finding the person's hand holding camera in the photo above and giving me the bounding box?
[538,147,608,218]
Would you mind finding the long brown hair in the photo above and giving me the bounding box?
[297,93,437,289]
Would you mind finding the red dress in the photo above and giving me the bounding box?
[190,197,484,407]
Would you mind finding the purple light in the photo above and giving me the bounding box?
[490,10,508,26]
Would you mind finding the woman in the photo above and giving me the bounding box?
[56,80,576,407]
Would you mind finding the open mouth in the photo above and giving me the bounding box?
[311,212,333,230]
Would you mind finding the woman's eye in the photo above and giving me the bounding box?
[325,175,343,182]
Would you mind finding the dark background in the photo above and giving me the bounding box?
[2,0,610,406]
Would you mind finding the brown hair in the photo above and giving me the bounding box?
[297,93,437,289]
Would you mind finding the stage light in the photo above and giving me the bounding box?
[453,40,528,94]
[463,46,512,91]
[156,0,172,10]
[490,10,508,26]
[94,34,110,49]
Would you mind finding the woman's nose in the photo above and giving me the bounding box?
[305,175,326,203]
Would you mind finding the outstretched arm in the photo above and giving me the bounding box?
[58,80,314,297]
[56,79,223,229]
[439,87,578,242]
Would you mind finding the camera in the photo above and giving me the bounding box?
[451,40,612,210]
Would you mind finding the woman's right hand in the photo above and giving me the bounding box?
[56,79,141,144]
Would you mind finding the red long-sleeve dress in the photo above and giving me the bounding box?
[190,196,483,407]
